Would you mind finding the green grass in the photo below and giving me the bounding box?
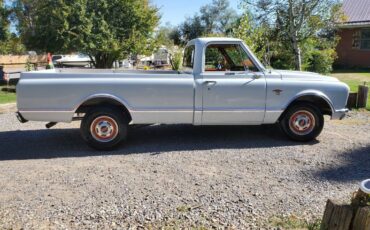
[0,86,16,104]
[269,215,321,230]
[330,70,370,111]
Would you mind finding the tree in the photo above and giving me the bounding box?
[0,1,26,55]
[180,14,205,42]
[177,0,239,44]
[0,0,9,42]
[0,34,26,55]
[13,0,160,68]
[233,11,271,66]
[242,0,342,71]
[200,0,238,34]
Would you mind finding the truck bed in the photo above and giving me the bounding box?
[17,69,195,124]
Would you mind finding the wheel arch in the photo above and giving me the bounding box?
[74,94,132,122]
[279,91,334,121]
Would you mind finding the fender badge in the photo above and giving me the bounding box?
[273,89,283,95]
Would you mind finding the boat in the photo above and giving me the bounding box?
[54,54,92,67]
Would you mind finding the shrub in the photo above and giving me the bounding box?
[306,49,337,75]
[171,50,183,71]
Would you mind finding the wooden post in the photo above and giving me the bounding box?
[352,206,370,230]
[358,85,369,108]
[321,199,354,230]
[347,92,358,109]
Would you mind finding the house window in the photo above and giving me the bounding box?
[361,29,370,50]
[352,29,370,50]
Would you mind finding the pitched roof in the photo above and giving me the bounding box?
[343,0,370,23]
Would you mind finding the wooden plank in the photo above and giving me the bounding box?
[352,206,370,230]
[321,199,354,230]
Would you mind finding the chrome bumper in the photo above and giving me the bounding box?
[331,108,349,120]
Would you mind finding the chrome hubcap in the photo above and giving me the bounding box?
[289,110,315,136]
[90,116,118,142]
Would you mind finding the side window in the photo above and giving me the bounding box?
[183,45,195,70]
[204,44,259,72]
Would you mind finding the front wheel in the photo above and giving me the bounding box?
[80,107,128,150]
[280,103,324,142]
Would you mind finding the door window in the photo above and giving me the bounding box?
[205,44,259,72]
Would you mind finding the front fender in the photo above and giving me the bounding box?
[283,90,335,113]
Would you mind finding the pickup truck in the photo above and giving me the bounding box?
[16,37,350,150]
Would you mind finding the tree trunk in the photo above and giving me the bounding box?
[292,39,302,71]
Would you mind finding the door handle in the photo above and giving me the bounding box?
[204,81,217,86]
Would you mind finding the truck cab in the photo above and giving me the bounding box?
[185,38,268,125]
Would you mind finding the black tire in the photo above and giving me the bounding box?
[80,106,128,150]
[280,103,324,142]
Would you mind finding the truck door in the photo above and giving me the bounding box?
[201,43,267,124]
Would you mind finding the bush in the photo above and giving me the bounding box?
[171,50,183,71]
[306,49,337,75]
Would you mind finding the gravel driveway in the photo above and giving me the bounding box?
[0,108,369,229]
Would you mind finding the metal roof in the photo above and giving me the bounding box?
[343,0,370,23]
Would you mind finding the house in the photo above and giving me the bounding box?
[336,0,370,68]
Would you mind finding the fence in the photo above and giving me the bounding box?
[0,54,47,67]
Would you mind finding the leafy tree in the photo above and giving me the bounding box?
[0,34,26,55]
[242,0,342,71]
[177,0,239,44]
[0,0,9,42]
[233,11,272,66]
[168,27,182,46]
[180,14,206,43]
[0,1,26,55]
[13,0,160,68]
[155,24,181,48]
[200,0,237,34]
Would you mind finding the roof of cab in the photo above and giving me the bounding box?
[187,37,243,46]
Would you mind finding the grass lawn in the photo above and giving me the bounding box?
[331,70,370,111]
[0,86,17,104]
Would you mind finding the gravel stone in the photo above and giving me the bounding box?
[0,108,369,229]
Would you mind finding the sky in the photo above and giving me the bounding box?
[152,0,242,26]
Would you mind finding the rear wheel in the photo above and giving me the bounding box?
[81,107,128,150]
[280,103,324,142]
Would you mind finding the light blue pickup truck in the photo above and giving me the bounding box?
[16,37,349,150]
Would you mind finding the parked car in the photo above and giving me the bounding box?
[16,37,350,150]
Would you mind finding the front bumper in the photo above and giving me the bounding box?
[331,108,349,120]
